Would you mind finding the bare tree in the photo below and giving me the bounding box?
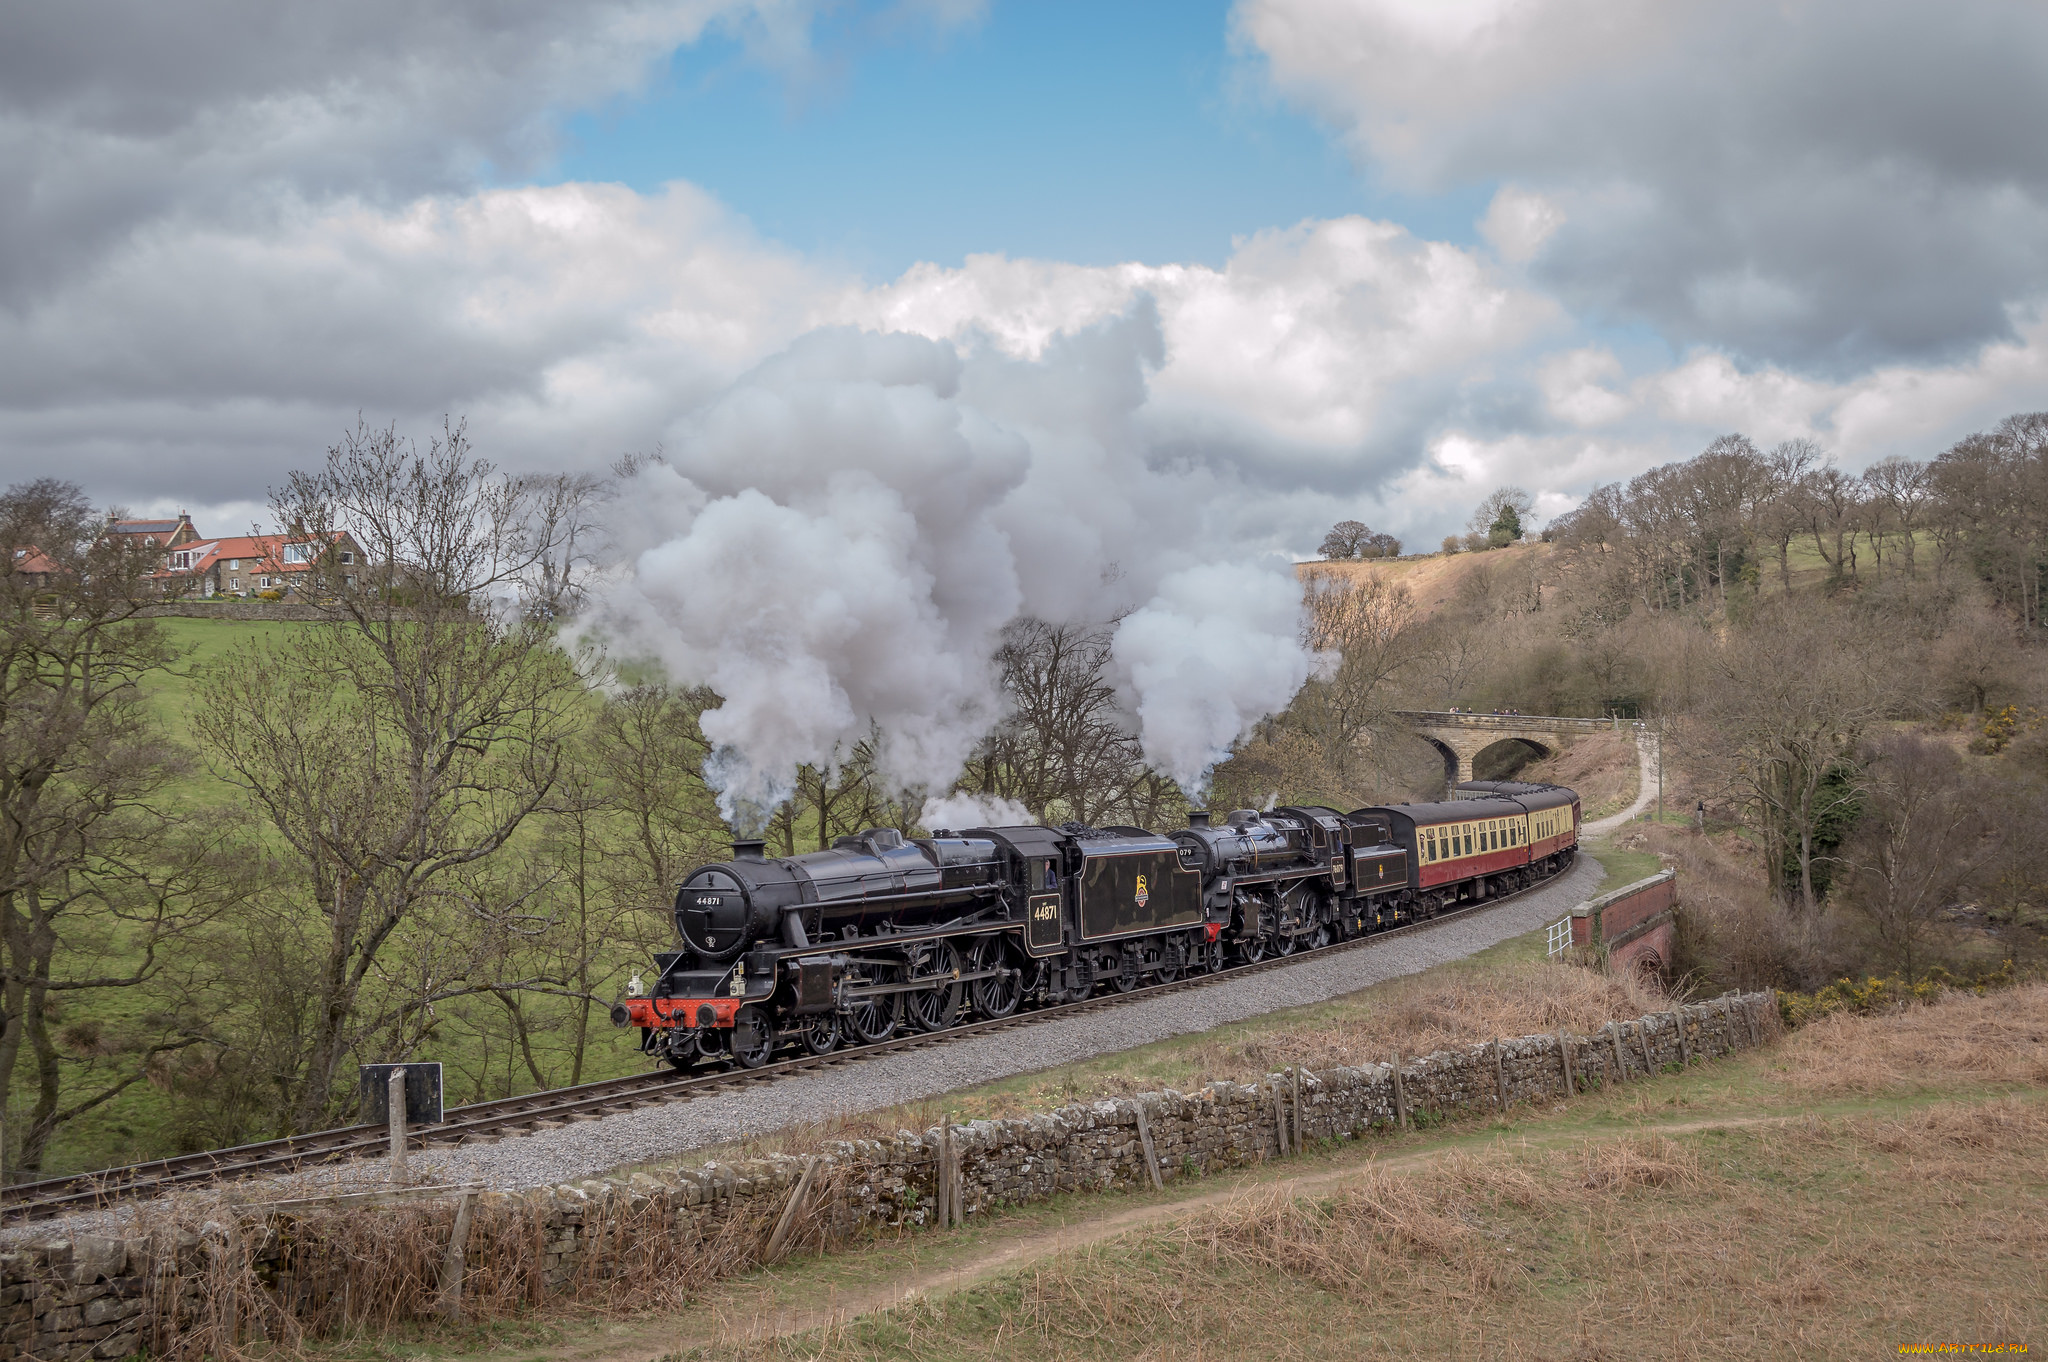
[194,422,597,1131]
[1318,520,1373,560]
[1688,600,1903,912]
[958,619,1159,826]
[1760,438,1822,590]
[1860,456,1930,577]
[1798,462,1866,586]
[0,481,242,1174]
[1835,734,1995,980]
[1292,570,1421,779]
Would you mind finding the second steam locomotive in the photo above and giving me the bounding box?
[615,784,1579,1069]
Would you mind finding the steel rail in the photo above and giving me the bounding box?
[1,859,1575,1222]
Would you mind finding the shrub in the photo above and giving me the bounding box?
[1970,703,2041,755]
[1776,960,2017,1028]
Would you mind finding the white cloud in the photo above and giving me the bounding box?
[848,215,1561,459]
[1538,348,1630,428]
[1478,186,1562,265]
[1239,0,2048,366]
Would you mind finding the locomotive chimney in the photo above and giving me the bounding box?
[731,838,767,861]
[1188,810,1211,828]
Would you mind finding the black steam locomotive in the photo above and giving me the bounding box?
[615,786,1580,1068]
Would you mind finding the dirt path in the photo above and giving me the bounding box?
[1583,730,1658,836]
[502,1104,1856,1362]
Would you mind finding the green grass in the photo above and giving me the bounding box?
[1583,838,1664,895]
[22,616,670,1176]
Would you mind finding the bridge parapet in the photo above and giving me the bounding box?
[1394,710,1644,734]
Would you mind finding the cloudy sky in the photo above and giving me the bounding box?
[5,0,2047,550]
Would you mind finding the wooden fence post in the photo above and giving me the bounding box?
[1673,1009,1690,1066]
[387,1067,408,1186]
[1134,1103,1163,1189]
[435,1189,475,1319]
[1637,1019,1655,1073]
[1271,1081,1287,1158]
[1391,1052,1409,1129]
[950,1121,963,1228]
[1290,1068,1304,1154]
[767,1156,820,1260]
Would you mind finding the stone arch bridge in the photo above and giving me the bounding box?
[1394,710,1646,797]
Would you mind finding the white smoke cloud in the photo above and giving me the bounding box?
[1111,561,1317,795]
[588,320,1317,829]
[917,793,1032,832]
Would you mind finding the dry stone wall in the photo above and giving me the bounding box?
[0,991,1775,1360]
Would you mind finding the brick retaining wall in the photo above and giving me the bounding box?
[1571,870,1678,977]
[0,991,1775,1359]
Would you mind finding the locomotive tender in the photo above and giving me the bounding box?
[615,785,1580,1069]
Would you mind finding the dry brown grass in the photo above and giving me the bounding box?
[1177,957,1672,1082]
[1772,980,2048,1096]
[102,1160,851,1361]
[718,1096,2048,1361]
[1520,729,1640,818]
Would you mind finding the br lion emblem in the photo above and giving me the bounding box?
[1134,873,1149,907]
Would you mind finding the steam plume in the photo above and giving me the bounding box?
[589,317,1312,830]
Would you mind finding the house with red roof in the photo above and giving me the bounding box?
[165,530,364,599]
[8,546,62,590]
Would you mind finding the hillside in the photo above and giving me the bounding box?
[1295,541,1563,622]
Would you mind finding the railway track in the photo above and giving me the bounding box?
[0,862,1576,1223]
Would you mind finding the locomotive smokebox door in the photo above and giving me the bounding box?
[794,958,836,1014]
[359,1062,443,1126]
